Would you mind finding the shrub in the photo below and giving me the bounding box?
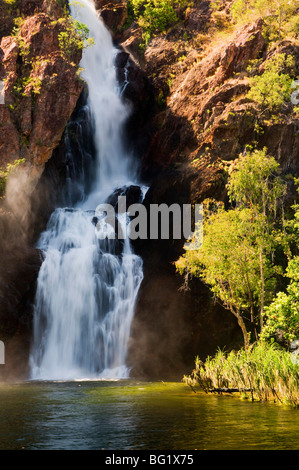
[247,53,295,112]
[128,0,184,45]
[58,18,94,59]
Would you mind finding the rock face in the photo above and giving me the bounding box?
[141,19,266,180]
[0,12,83,180]
[122,20,265,377]
[128,264,241,379]
[115,49,156,162]
[95,0,128,34]
[139,18,299,189]
[0,37,20,166]
[129,168,241,379]
[0,238,42,381]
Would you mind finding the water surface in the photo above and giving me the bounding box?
[0,381,298,450]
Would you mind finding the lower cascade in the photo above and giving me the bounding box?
[29,0,144,380]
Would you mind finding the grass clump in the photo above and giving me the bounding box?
[184,342,299,407]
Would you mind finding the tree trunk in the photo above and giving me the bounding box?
[236,311,249,350]
[245,271,258,341]
[259,245,264,331]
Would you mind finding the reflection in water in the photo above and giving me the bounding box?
[0,381,298,450]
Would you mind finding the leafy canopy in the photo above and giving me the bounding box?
[227,147,286,213]
[58,18,94,59]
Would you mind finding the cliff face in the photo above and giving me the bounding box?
[137,20,299,198]
[0,5,83,179]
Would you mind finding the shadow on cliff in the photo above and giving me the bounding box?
[127,167,243,380]
[125,104,243,380]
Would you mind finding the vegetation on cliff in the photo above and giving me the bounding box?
[231,0,299,41]
[176,150,299,356]
[247,53,295,113]
[127,0,188,46]
[128,0,299,389]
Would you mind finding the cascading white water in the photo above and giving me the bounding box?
[30,0,143,380]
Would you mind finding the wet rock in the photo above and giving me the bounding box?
[115,50,129,68]
[114,49,156,162]
[106,184,143,211]
[94,0,128,33]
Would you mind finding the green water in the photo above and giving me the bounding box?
[0,380,298,450]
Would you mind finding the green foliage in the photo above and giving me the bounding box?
[58,18,94,59]
[210,0,226,11]
[176,149,288,348]
[56,0,68,7]
[177,206,268,306]
[11,23,31,65]
[184,342,299,406]
[128,0,185,45]
[11,16,25,36]
[262,258,299,344]
[138,0,177,34]
[261,180,299,344]
[0,159,26,197]
[247,53,295,112]
[13,73,42,97]
[231,0,299,40]
[157,89,166,107]
[227,147,286,213]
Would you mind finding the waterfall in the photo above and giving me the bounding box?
[29,0,143,380]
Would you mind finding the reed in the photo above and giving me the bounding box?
[184,342,299,406]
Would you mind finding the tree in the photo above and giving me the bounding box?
[177,206,265,348]
[227,148,287,328]
[176,149,287,348]
[58,17,94,59]
[247,54,294,113]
